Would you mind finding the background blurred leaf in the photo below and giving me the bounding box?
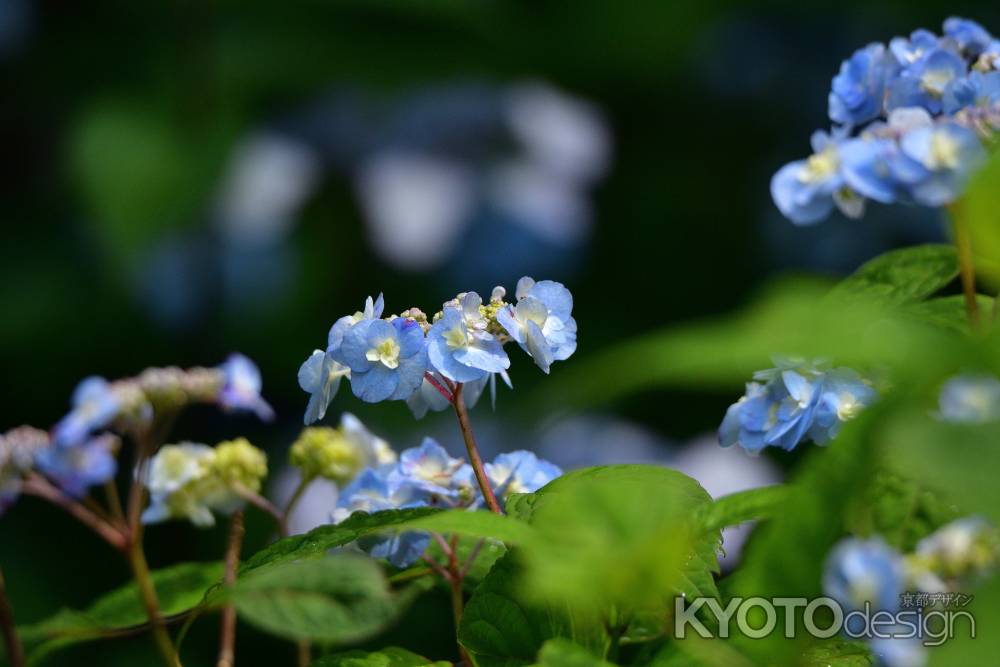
[827,244,958,306]
[396,509,536,544]
[528,638,616,667]
[965,150,1000,286]
[311,646,451,667]
[697,485,787,534]
[900,295,995,335]
[17,561,222,665]
[222,555,410,644]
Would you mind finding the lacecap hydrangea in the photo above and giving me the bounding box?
[297,277,576,421]
[719,360,876,453]
[332,439,561,567]
[772,17,1000,224]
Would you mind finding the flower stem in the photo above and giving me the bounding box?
[446,535,473,666]
[0,565,25,667]
[21,474,127,551]
[451,384,502,515]
[217,510,245,667]
[233,484,287,536]
[951,204,981,330]
[124,422,181,667]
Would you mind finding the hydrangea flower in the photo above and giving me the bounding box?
[290,413,395,484]
[774,17,999,224]
[771,130,862,224]
[218,354,274,421]
[332,468,431,568]
[0,427,50,515]
[915,516,999,580]
[297,350,350,425]
[823,537,905,616]
[829,43,896,127]
[142,439,267,527]
[485,450,562,498]
[388,438,467,498]
[720,361,876,453]
[937,373,1000,422]
[334,317,427,403]
[497,277,577,373]
[52,377,122,447]
[427,295,509,382]
[35,434,118,498]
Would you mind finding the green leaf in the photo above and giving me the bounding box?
[697,485,788,533]
[222,554,411,644]
[396,509,536,545]
[17,561,222,664]
[529,639,616,667]
[964,149,1000,286]
[901,295,994,334]
[311,646,451,667]
[458,551,609,667]
[241,507,441,573]
[829,244,959,305]
[799,638,874,666]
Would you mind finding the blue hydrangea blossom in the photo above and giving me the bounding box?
[298,349,350,424]
[774,17,1000,224]
[218,354,275,421]
[427,295,509,383]
[720,361,876,454]
[496,277,577,373]
[485,450,562,498]
[52,377,122,447]
[334,317,428,403]
[35,434,118,498]
[937,374,1000,422]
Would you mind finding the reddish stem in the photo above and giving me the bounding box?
[423,372,454,403]
[451,384,503,515]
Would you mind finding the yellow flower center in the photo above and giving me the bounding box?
[798,147,839,184]
[927,131,961,170]
[366,338,401,369]
[444,325,469,350]
[921,68,953,97]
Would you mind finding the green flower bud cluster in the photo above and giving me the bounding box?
[290,427,367,485]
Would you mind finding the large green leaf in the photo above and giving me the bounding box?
[900,294,994,335]
[964,149,1000,285]
[397,509,536,545]
[222,555,411,644]
[311,646,451,667]
[529,639,616,667]
[15,561,222,665]
[241,507,441,573]
[697,485,787,533]
[458,551,609,667]
[828,244,958,305]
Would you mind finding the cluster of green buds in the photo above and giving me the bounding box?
[908,517,1000,586]
[289,413,396,486]
[141,438,268,528]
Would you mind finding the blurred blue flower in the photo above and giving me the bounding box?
[485,450,561,498]
[497,277,576,373]
[36,434,118,498]
[427,298,509,383]
[218,354,274,421]
[829,43,896,127]
[335,317,428,403]
[889,29,939,66]
[823,537,905,615]
[298,350,350,425]
[53,377,121,447]
[808,368,878,444]
[943,70,1000,114]
[771,130,859,224]
[333,467,430,568]
[937,374,1000,423]
[839,132,928,205]
[899,121,985,206]
[388,438,466,498]
[944,17,994,57]
[720,362,875,454]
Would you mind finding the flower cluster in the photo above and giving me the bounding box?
[298,277,576,421]
[824,518,998,666]
[142,438,268,527]
[290,413,397,485]
[773,17,999,224]
[0,426,50,515]
[937,373,1000,423]
[333,440,561,567]
[719,360,876,453]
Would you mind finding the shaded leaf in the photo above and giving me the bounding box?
[829,244,958,306]
[529,639,616,667]
[312,646,451,667]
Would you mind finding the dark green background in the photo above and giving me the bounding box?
[1,2,996,664]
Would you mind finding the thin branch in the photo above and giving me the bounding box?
[420,554,453,583]
[21,475,127,551]
[232,484,286,536]
[423,372,454,403]
[459,540,486,580]
[217,510,245,667]
[451,384,502,514]
[0,566,25,667]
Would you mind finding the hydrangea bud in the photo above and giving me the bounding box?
[915,517,999,581]
[290,427,367,485]
[212,438,268,493]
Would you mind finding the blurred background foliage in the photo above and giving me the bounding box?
[2,1,1000,665]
